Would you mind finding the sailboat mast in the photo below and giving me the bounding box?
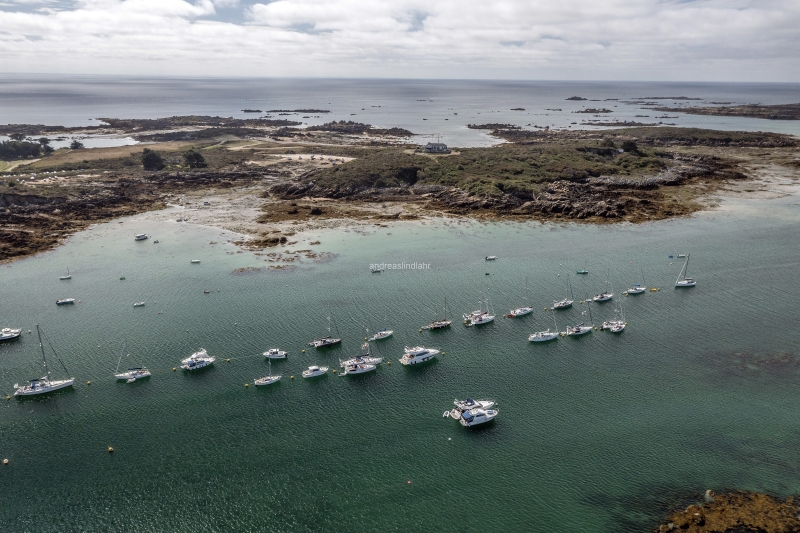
[36,325,51,378]
[568,275,573,299]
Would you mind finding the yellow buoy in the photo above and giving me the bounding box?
[442,352,445,355]
[244,383,249,387]
[419,329,422,332]
[87,381,91,385]
[172,367,177,371]
[302,349,305,353]
[3,458,8,465]
[108,446,114,453]
[6,395,10,401]
[387,361,391,365]
[290,375,294,379]
[364,337,368,341]
[226,358,230,362]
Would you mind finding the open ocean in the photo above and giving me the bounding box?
[1,76,800,146]
[1,78,800,532]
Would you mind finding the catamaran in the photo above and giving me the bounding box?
[507,277,534,318]
[309,311,342,348]
[0,327,22,342]
[552,274,574,310]
[675,253,696,287]
[60,267,71,280]
[134,233,149,241]
[14,325,75,396]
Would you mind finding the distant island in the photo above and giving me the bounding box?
[266,109,331,114]
[654,102,800,120]
[566,96,587,101]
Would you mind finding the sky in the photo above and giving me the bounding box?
[1,0,799,81]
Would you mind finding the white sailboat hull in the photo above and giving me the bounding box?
[14,378,75,396]
[529,331,558,342]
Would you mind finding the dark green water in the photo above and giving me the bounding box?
[2,192,800,532]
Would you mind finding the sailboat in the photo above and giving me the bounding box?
[463,290,495,326]
[675,253,696,287]
[14,325,75,396]
[552,274,574,310]
[309,310,342,348]
[601,299,626,333]
[577,261,588,275]
[367,304,393,340]
[625,266,647,295]
[564,297,593,336]
[507,276,534,318]
[340,341,383,368]
[593,270,613,301]
[424,298,452,330]
[59,267,71,280]
[254,357,282,386]
[114,342,151,382]
[529,310,559,342]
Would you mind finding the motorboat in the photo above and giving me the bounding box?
[464,310,495,326]
[485,256,498,260]
[675,254,696,287]
[153,240,160,244]
[368,329,393,341]
[133,302,145,307]
[459,408,498,427]
[134,233,149,241]
[529,330,558,342]
[340,363,376,375]
[309,336,342,348]
[399,346,439,365]
[180,348,215,370]
[263,348,288,359]
[370,266,382,273]
[190,259,201,264]
[453,398,495,411]
[302,365,328,378]
[14,325,75,396]
[0,327,22,342]
[115,367,151,382]
[56,298,75,305]
[565,323,593,336]
[576,269,588,275]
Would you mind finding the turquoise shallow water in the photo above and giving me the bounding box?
[2,191,800,532]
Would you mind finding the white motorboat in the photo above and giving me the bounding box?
[453,398,495,411]
[368,329,393,341]
[133,302,145,307]
[181,348,215,370]
[190,259,200,264]
[399,346,439,365]
[115,368,151,382]
[302,365,328,378]
[459,408,498,427]
[0,327,22,342]
[370,266,382,273]
[263,348,288,359]
[60,267,71,280]
[153,240,160,244]
[310,311,342,348]
[56,298,75,305]
[254,358,282,386]
[134,233,149,241]
[485,255,498,260]
[14,325,75,396]
[675,253,696,287]
[340,363,377,375]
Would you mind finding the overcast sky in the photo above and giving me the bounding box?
[1,0,799,81]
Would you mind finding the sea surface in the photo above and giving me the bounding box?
[2,183,800,531]
[1,76,800,147]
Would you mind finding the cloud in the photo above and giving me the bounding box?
[0,0,798,80]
